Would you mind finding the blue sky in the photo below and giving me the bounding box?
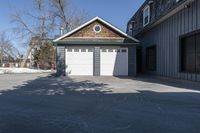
[0,0,144,53]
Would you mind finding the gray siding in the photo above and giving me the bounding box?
[94,47,100,76]
[56,46,65,76]
[128,46,137,76]
[138,0,200,81]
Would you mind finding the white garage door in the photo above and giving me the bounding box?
[65,47,93,76]
[100,47,128,76]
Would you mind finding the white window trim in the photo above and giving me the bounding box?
[93,25,102,33]
[143,5,150,27]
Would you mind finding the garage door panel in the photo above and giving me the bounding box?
[66,47,93,76]
[100,48,128,76]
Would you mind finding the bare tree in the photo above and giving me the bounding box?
[50,0,88,32]
[11,0,87,67]
[0,32,20,64]
[11,0,54,67]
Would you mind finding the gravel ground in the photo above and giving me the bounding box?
[0,74,200,133]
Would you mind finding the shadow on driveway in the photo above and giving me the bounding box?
[0,74,200,133]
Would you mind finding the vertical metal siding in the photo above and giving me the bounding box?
[139,0,200,81]
[94,47,100,76]
[128,46,137,76]
[56,46,65,76]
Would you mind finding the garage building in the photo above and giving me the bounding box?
[54,17,139,76]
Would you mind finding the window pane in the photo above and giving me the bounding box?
[185,54,196,72]
[67,49,72,52]
[122,49,127,53]
[181,36,195,72]
[81,49,86,52]
[88,49,93,52]
[145,17,149,24]
[108,49,113,52]
[102,49,107,52]
[74,49,79,52]
[184,36,195,53]
[196,34,200,53]
[196,34,200,72]
[146,46,156,71]
[196,53,200,73]
[144,8,149,17]
[143,6,150,26]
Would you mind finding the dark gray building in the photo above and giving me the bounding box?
[127,0,200,82]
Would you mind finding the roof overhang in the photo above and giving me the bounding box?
[55,40,139,46]
[55,42,138,46]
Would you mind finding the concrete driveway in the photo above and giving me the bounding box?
[0,74,200,133]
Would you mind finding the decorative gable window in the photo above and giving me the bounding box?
[143,5,150,27]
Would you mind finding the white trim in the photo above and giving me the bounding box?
[65,37,123,39]
[143,5,150,27]
[54,16,139,43]
[93,24,102,33]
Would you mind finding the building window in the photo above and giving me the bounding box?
[88,49,93,52]
[143,5,150,27]
[121,49,127,53]
[102,49,107,52]
[127,22,133,35]
[181,32,200,73]
[108,49,113,52]
[67,49,72,52]
[93,25,102,33]
[74,49,79,52]
[81,49,86,52]
[146,46,156,71]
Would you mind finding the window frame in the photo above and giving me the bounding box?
[179,30,200,74]
[93,25,102,33]
[143,5,150,27]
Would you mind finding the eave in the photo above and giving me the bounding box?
[54,39,139,46]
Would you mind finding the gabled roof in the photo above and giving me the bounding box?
[129,0,191,36]
[54,16,139,43]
